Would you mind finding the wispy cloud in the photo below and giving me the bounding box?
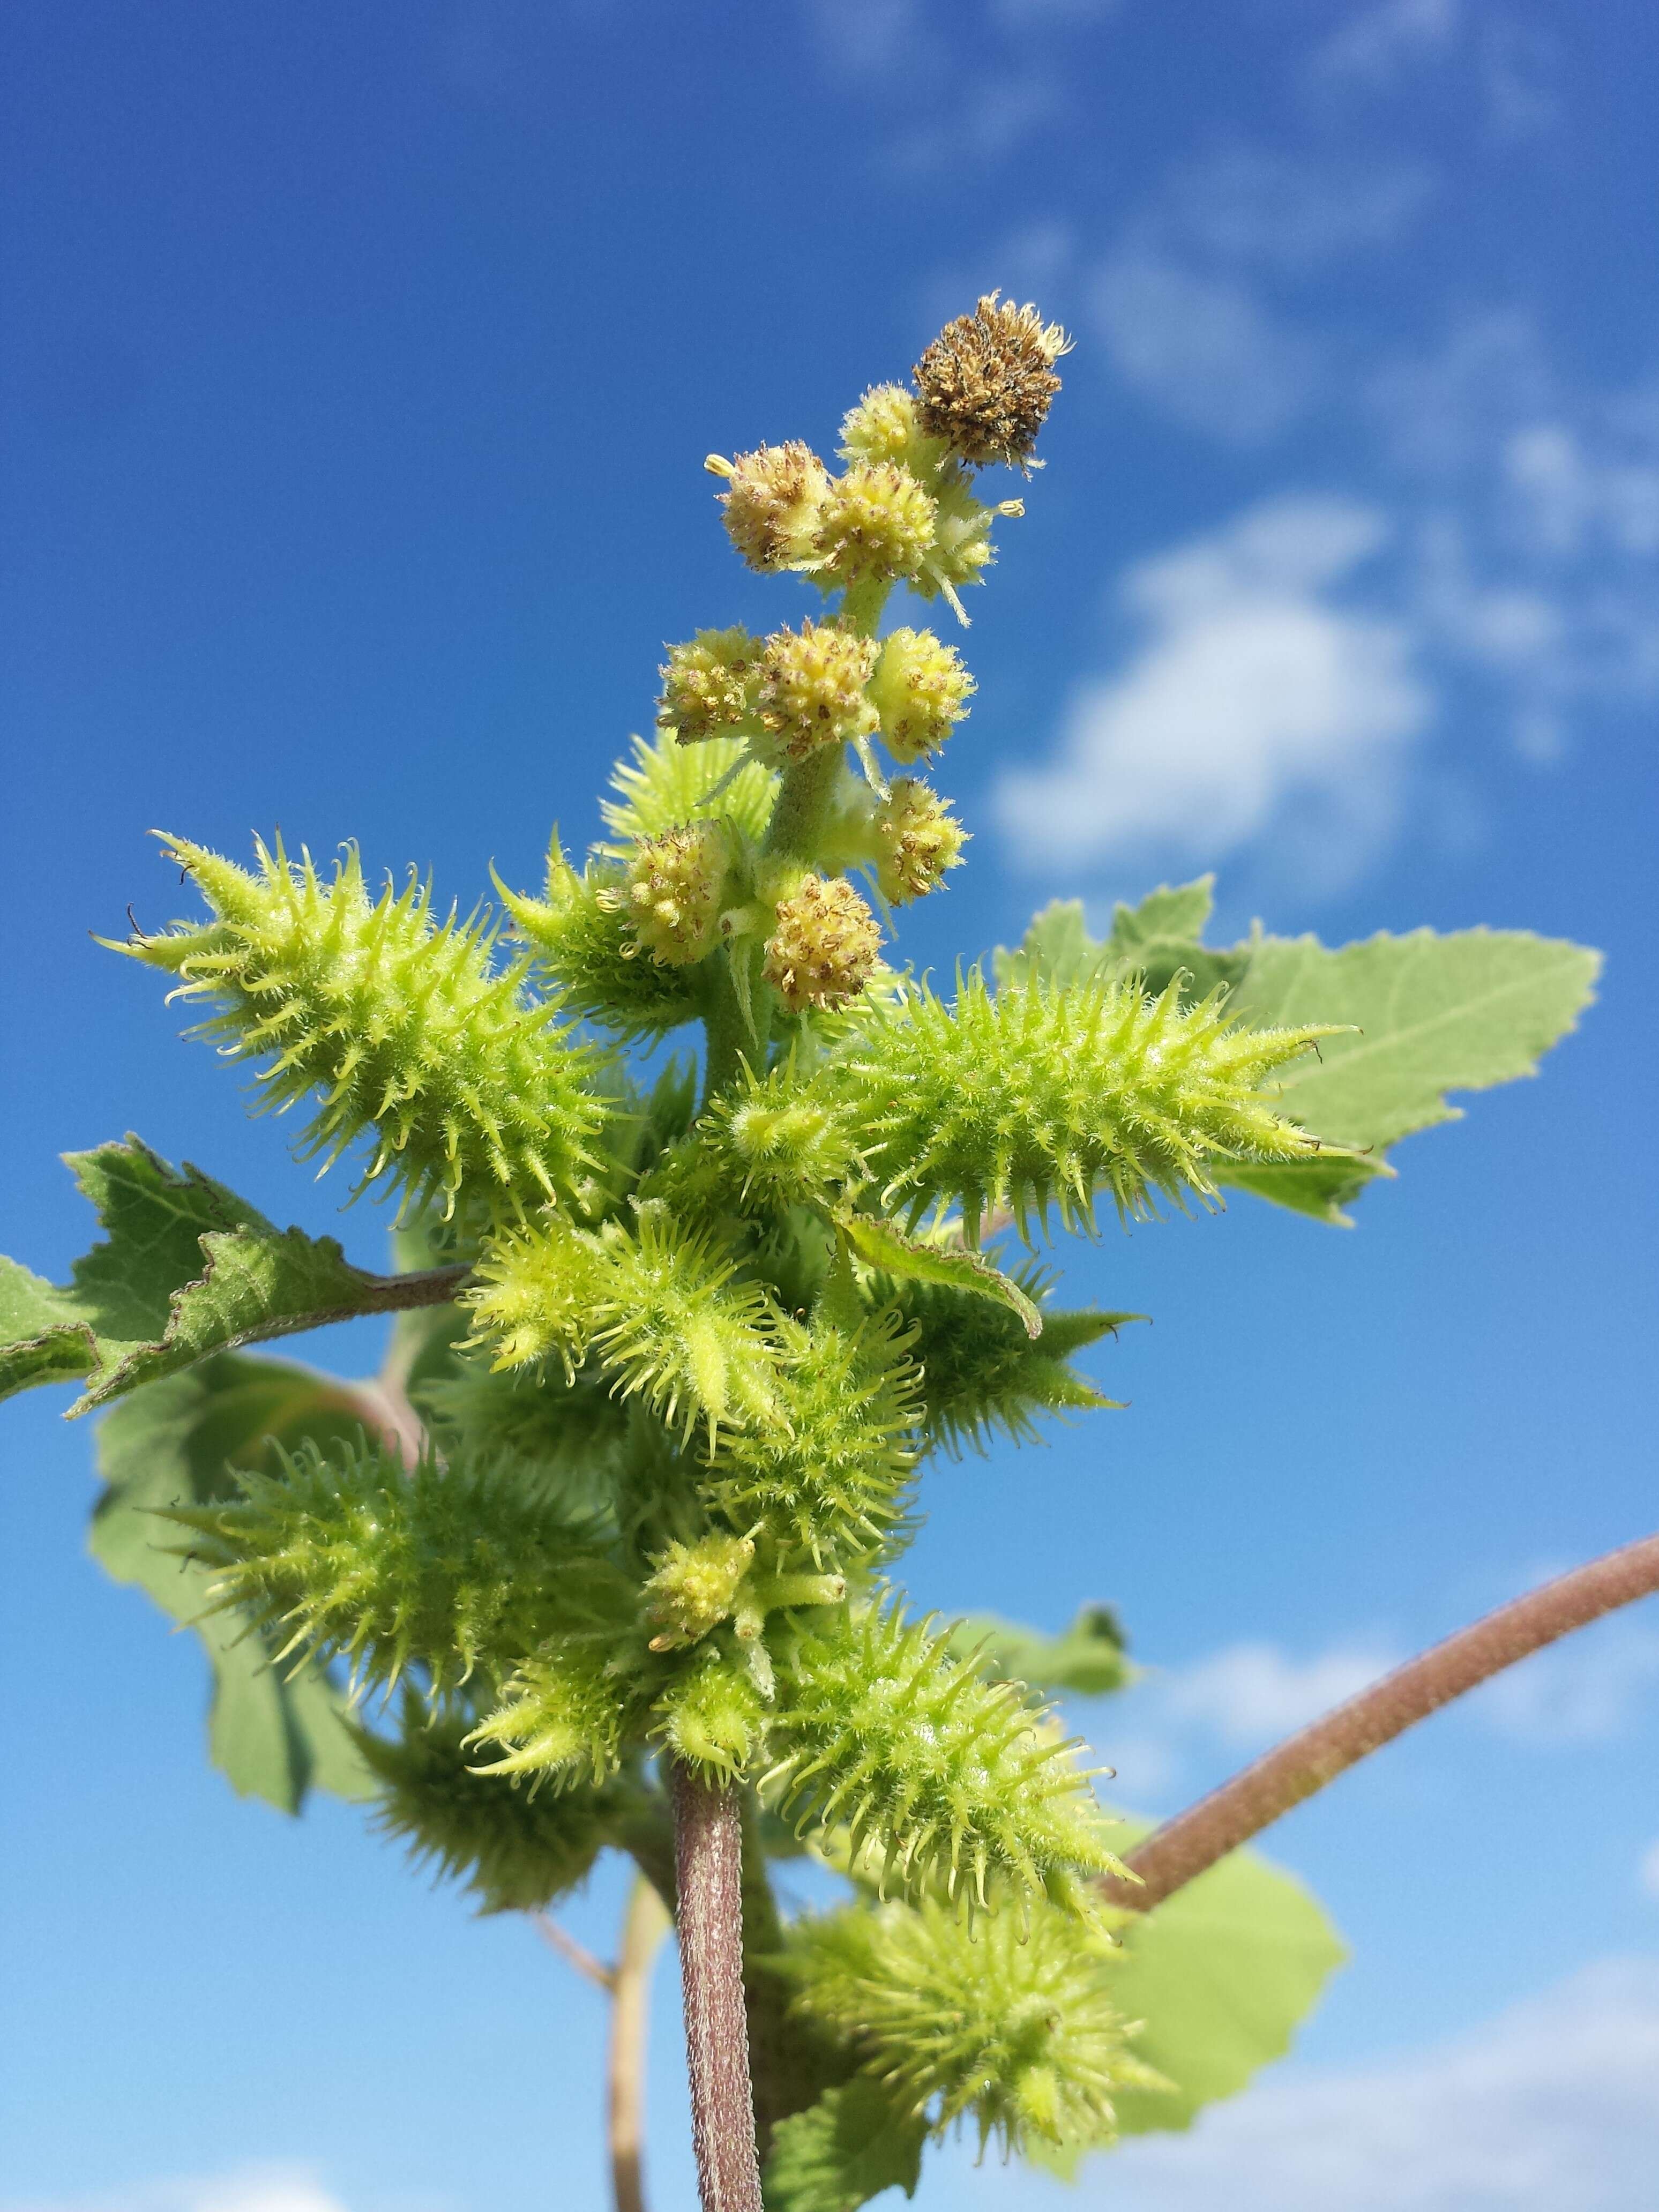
[1088,254,1320,445]
[1470,1614,1659,1746]
[3,2171,352,2212]
[1641,1841,1659,1901]
[1081,143,1431,446]
[1062,1955,1659,2211]
[993,495,1429,888]
[801,0,1122,172]
[1159,146,1437,274]
[1158,1639,1399,1748]
[1306,0,1463,94]
[1302,0,1558,139]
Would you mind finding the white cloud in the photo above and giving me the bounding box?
[1471,1614,1659,1747]
[1160,1641,1399,1749]
[935,1957,1659,2210]
[1307,0,1461,92]
[1089,251,1319,442]
[1071,1956,1659,2212]
[1505,421,1659,561]
[804,0,932,74]
[3,2171,352,2212]
[1642,1841,1659,1900]
[995,496,1430,884]
[1162,148,1435,272]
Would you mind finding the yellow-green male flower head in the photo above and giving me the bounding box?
[616,820,732,966]
[642,1534,758,1649]
[764,874,883,1012]
[839,384,951,481]
[872,780,967,906]
[754,619,879,767]
[657,626,763,745]
[913,292,1071,469]
[707,440,831,571]
[868,627,975,765]
[809,461,938,590]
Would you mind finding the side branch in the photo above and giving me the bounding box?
[1103,1531,1659,1914]
[671,1762,764,2212]
[241,1260,473,1341]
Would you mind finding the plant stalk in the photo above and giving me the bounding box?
[1102,1530,1659,1913]
[610,1874,672,2212]
[670,1761,765,2212]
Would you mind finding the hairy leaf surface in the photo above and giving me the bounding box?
[92,1355,378,1811]
[949,1603,1133,1697]
[1228,927,1602,1152]
[1100,1816,1346,2139]
[764,2076,926,2212]
[0,1137,460,1414]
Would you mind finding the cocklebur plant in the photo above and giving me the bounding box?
[2,294,1645,2212]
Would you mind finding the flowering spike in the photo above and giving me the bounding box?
[871,780,967,907]
[753,620,879,768]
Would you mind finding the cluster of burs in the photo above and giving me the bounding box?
[147,298,1329,2179]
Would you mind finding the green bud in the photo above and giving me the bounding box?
[839,384,951,482]
[642,1534,757,1649]
[808,461,938,589]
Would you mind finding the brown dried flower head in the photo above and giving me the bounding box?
[763,874,882,1012]
[912,293,1071,469]
[706,442,831,571]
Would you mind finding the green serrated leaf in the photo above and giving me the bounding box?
[0,1136,465,1414]
[1108,878,1217,951]
[0,1258,96,1396]
[92,1354,378,1812]
[992,887,1247,1006]
[1100,1815,1346,2138]
[763,2076,927,2212]
[835,1212,1042,1339]
[949,1602,1133,1698]
[992,899,1114,993]
[1210,1150,1394,1228]
[1229,928,1602,1153]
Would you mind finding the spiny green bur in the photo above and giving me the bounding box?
[3,297,1600,2202]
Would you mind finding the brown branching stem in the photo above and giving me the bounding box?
[1102,1530,1659,1914]
[532,1911,615,1993]
[671,1762,765,2212]
[610,1876,672,2212]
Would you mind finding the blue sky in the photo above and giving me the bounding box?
[2,3,1656,2208]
